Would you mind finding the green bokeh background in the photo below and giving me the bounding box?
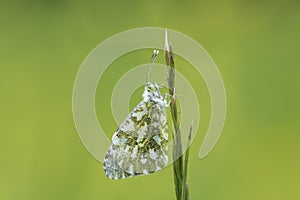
[1,0,299,199]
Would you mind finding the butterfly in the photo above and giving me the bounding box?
[103,50,169,179]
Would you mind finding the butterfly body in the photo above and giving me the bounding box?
[104,82,169,179]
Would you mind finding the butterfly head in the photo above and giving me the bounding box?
[143,82,167,105]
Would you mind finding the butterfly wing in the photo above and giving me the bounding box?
[103,100,168,179]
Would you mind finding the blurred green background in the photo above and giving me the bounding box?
[1,0,300,199]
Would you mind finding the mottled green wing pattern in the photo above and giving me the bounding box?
[103,100,168,180]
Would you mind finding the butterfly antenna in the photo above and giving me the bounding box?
[146,50,159,84]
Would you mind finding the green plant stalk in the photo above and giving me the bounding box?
[181,124,193,200]
[165,43,186,200]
